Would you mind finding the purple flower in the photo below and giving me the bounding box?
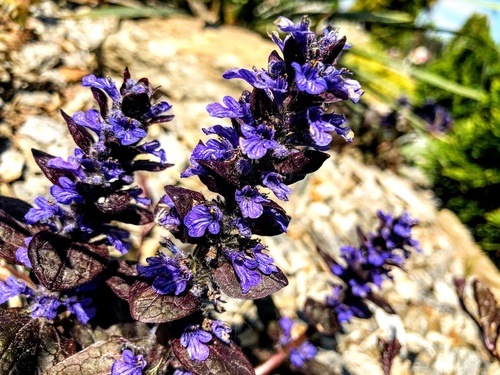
[307,107,350,146]
[173,370,192,375]
[111,349,147,375]
[25,196,65,224]
[224,250,261,293]
[50,177,84,204]
[278,316,317,367]
[180,325,213,361]
[138,140,167,164]
[110,117,147,145]
[47,153,85,180]
[291,62,327,95]
[252,244,278,275]
[157,194,181,229]
[128,187,151,206]
[278,316,294,345]
[211,320,231,344]
[31,293,61,320]
[16,236,32,268]
[72,109,103,135]
[184,205,223,237]
[235,186,269,219]
[63,296,96,325]
[262,172,292,201]
[274,16,313,48]
[137,252,191,295]
[290,342,317,368]
[207,96,248,119]
[0,277,28,304]
[82,74,120,102]
[102,226,131,254]
[240,123,278,160]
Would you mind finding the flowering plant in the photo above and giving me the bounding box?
[0,15,420,375]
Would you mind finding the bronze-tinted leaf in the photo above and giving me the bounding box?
[378,337,402,375]
[132,160,172,172]
[122,92,151,118]
[129,280,200,323]
[283,36,305,84]
[111,204,154,225]
[323,35,346,65]
[61,110,94,154]
[32,149,74,185]
[0,308,75,374]
[0,196,33,222]
[44,337,123,375]
[249,88,273,123]
[90,87,109,118]
[303,298,339,336]
[365,293,396,315]
[105,259,139,300]
[172,339,255,375]
[95,192,131,214]
[473,279,498,327]
[197,159,241,187]
[0,208,32,263]
[164,185,205,219]
[212,262,288,300]
[274,150,330,184]
[28,231,108,291]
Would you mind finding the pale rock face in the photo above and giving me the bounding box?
[1,13,500,374]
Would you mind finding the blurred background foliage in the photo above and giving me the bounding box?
[2,0,500,262]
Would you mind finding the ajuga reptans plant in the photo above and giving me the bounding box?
[0,15,423,375]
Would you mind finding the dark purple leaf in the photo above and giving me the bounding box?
[32,149,75,185]
[149,115,175,124]
[249,88,273,123]
[197,159,241,187]
[0,196,33,222]
[323,35,346,65]
[105,259,139,300]
[28,231,108,291]
[90,87,109,118]
[303,298,339,336]
[274,150,330,184]
[95,192,131,214]
[111,204,154,225]
[129,280,200,323]
[172,338,255,375]
[44,337,123,375]
[122,92,151,118]
[251,200,290,237]
[212,262,288,300]
[283,36,305,84]
[132,160,172,172]
[0,208,32,264]
[0,308,75,374]
[378,337,402,375]
[164,185,205,219]
[61,110,94,154]
[366,293,396,315]
[473,279,498,327]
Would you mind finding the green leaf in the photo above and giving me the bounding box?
[350,47,487,101]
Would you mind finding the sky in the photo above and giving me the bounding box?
[339,0,500,43]
[427,0,500,42]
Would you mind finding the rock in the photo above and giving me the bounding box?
[0,149,24,183]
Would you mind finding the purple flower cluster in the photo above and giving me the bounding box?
[0,276,95,324]
[326,210,420,323]
[25,68,172,253]
[154,16,362,302]
[279,317,317,367]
